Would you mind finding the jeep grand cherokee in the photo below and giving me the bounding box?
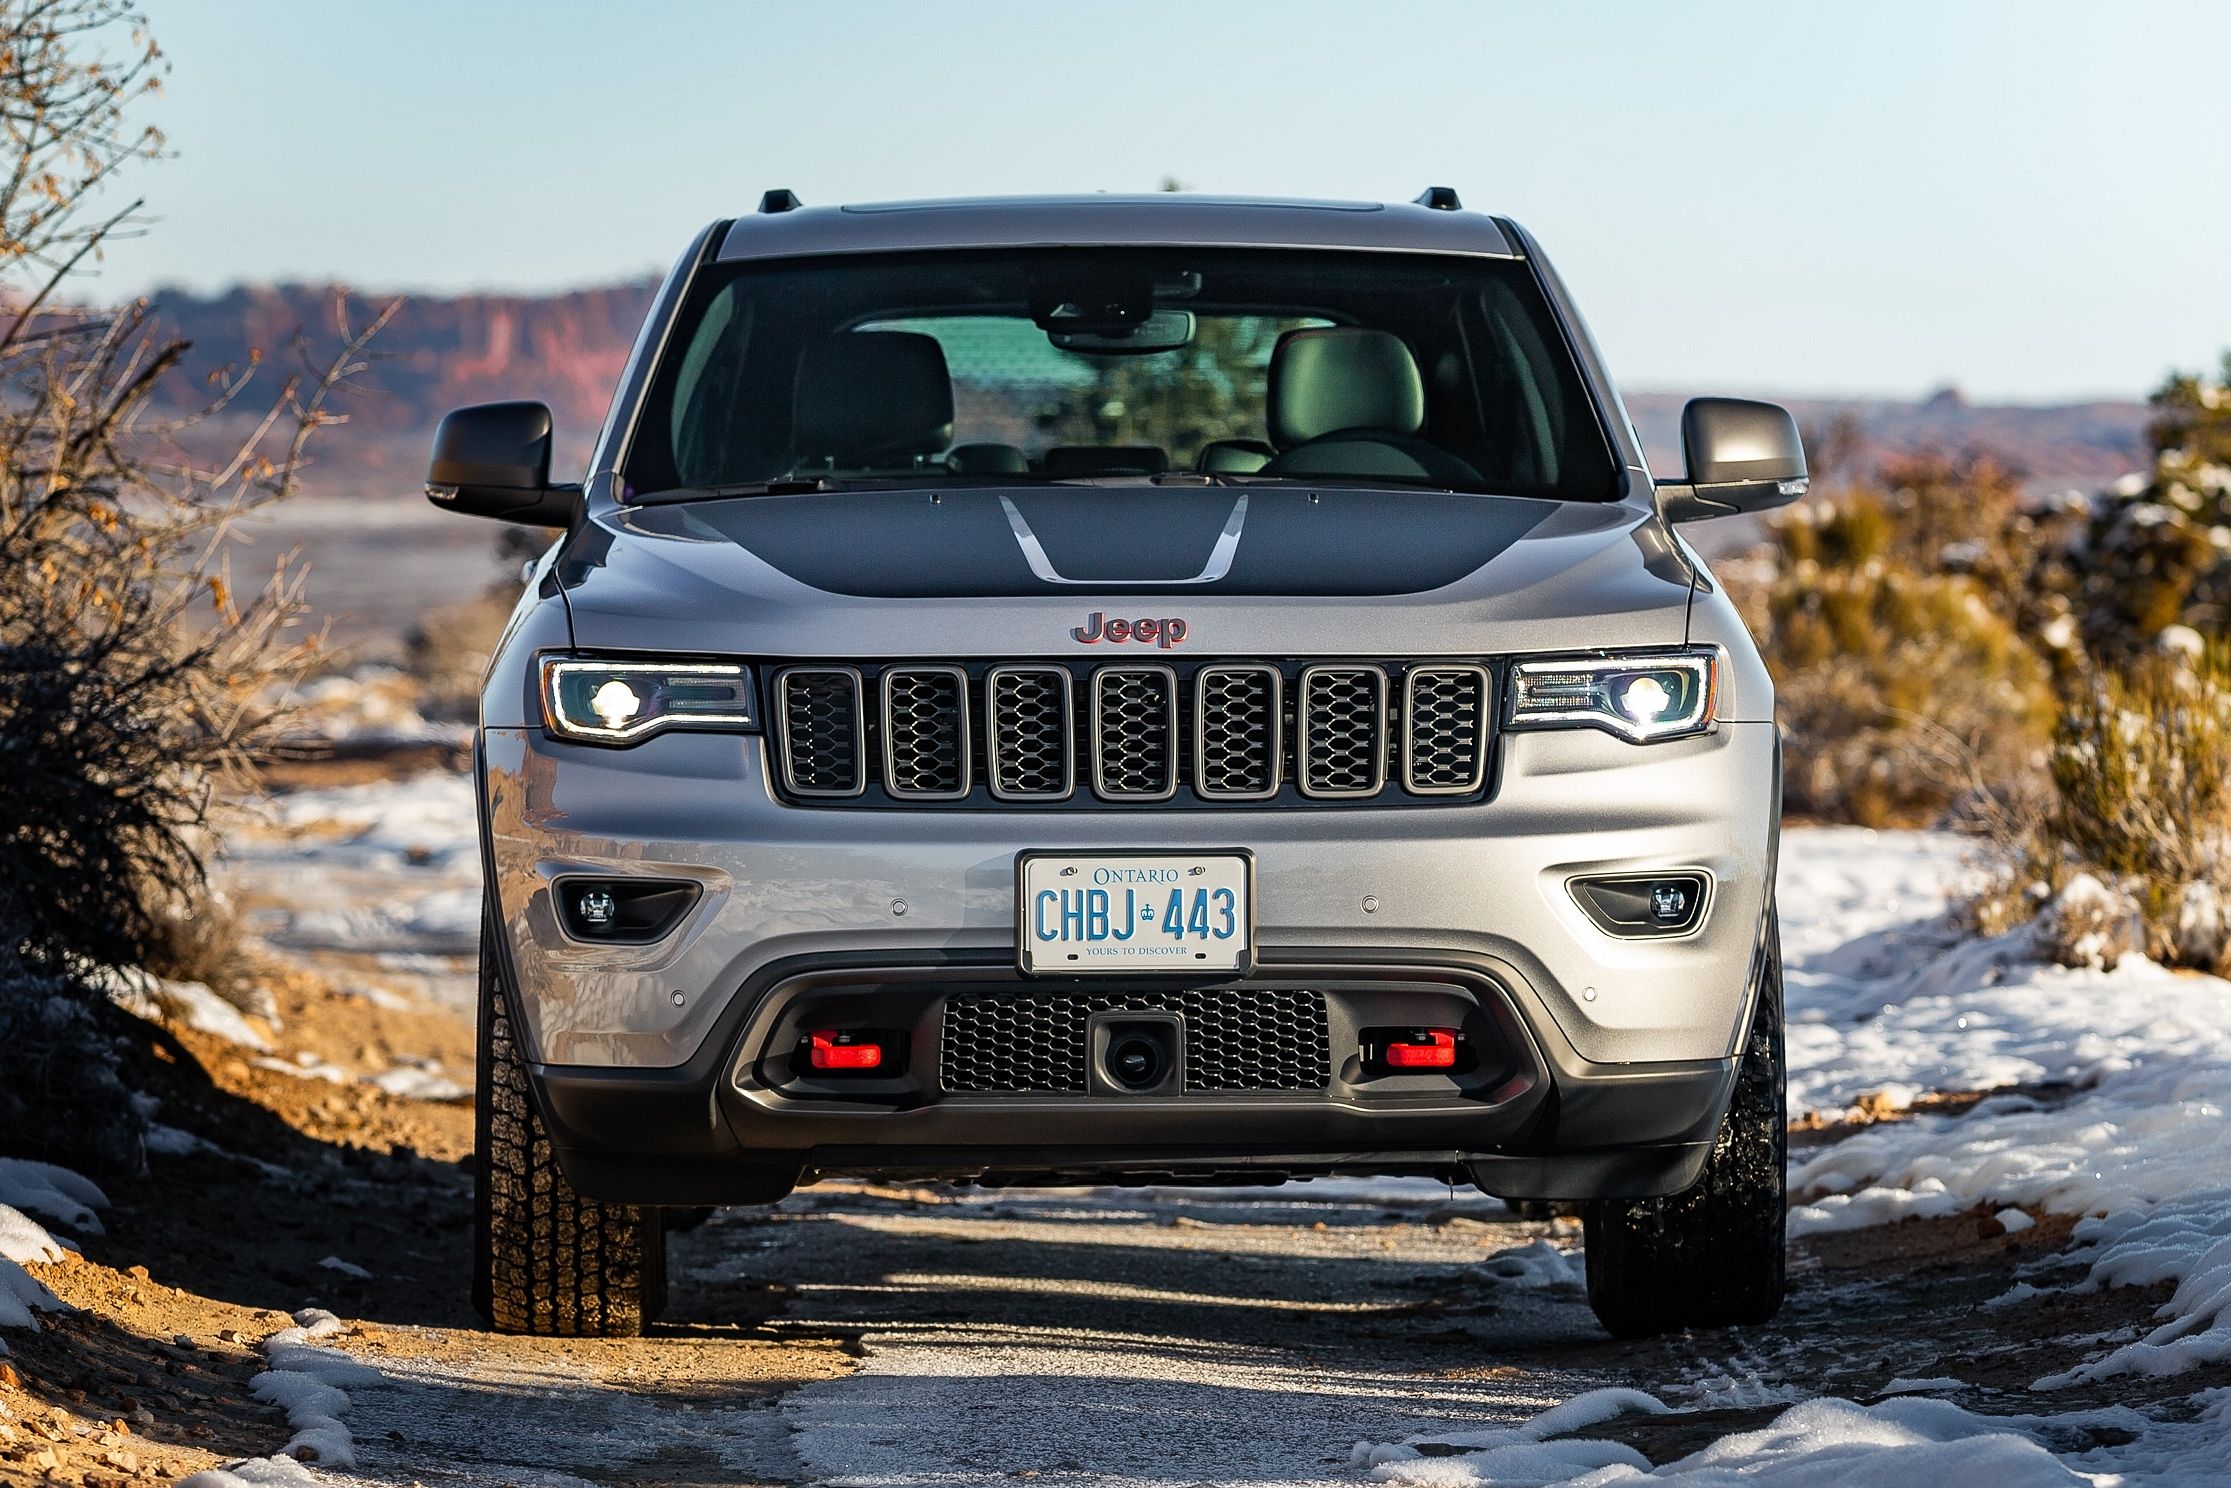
[426,188,1806,1340]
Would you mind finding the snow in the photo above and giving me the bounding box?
[1348,825,2231,1484]
[1479,1239,1585,1288]
[1352,1393,2143,1486]
[276,667,470,752]
[0,1160,102,1331]
[0,1156,109,1233]
[366,1058,470,1102]
[215,1307,380,1476]
[176,1454,327,1487]
[1353,1388,1667,1484]
[99,965,272,1051]
[0,1207,69,1328]
[227,771,482,994]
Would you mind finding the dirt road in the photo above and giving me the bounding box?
[4,768,2212,1486]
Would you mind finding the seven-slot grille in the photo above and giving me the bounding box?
[770,660,1496,807]
[940,988,1331,1093]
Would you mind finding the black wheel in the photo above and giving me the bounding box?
[1582,915,1786,1339]
[473,919,666,1336]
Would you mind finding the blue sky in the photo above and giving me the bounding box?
[92,1,2231,400]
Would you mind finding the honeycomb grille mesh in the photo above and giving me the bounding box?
[1195,666,1280,798]
[1093,668,1177,799]
[1300,667,1386,797]
[777,669,863,795]
[987,668,1071,799]
[940,988,1331,1093]
[882,668,969,798]
[1404,666,1489,794]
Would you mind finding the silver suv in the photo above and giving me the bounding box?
[427,190,1806,1340]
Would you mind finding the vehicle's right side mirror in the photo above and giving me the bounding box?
[1656,397,1808,523]
[425,401,581,528]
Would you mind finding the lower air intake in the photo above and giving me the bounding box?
[940,988,1331,1094]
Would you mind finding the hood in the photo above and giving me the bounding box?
[557,486,1696,657]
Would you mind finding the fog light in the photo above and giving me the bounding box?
[553,878,703,943]
[1570,872,1709,938]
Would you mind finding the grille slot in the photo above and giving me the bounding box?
[940,988,1331,1093]
[1298,665,1388,798]
[775,667,866,797]
[1193,665,1282,800]
[881,666,971,799]
[1092,665,1179,801]
[769,659,1490,806]
[986,666,1074,800]
[1403,665,1490,795]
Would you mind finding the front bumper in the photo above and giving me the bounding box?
[523,946,1741,1204]
[479,718,1776,1200]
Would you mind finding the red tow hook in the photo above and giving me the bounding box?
[1381,1029,1459,1069]
[808,1030,885,1071]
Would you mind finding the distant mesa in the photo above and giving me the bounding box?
[137,278,2150,500]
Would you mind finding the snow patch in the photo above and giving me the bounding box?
[0,1156,109,1233]
[99,965,272,1051]
[1478,1238,1584,1288]
[1355,1393,2113,1487]
[0,1207,69,1329]
[366,1058,469,1102]
[1351,1387,1666,1486]
[238,1307,379,1473]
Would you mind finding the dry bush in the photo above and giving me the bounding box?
[0,1,384,1167]
[1733,467,2060,824]
[1970,647,2231,972]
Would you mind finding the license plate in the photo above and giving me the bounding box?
[1016,850,1253,974]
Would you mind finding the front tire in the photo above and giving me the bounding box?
[473,919,667,1336]
[1582,916,1787,1339]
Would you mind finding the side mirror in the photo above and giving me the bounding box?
[425,401,581,528]
[1656,397,1808,523]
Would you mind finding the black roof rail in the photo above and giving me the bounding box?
[759,188,803,214]
[1414,185,1461,211]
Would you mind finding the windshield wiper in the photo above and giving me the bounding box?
[629,476,846,507]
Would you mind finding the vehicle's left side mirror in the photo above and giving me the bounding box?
[425,401,582,528]
[1656,397,1808,523]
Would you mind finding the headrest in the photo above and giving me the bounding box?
[1196,438,1274,475]
[1267,328,1426,448]
[1042,446,1169,479]
[948,442,1030,475]
[793,332,954,464]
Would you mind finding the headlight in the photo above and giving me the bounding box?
[1505,650,1717,742]
[539,656,757,745]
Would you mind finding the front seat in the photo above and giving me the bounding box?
[793,331,954,470]
[1258,327,1480,485]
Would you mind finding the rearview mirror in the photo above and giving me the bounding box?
[425,401,581,528]
[1656,397,1808,523]
[1049,309,1196,355]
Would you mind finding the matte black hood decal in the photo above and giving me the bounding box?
[652,486,1557,599]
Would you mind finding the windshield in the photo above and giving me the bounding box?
[626,248,1618,502]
